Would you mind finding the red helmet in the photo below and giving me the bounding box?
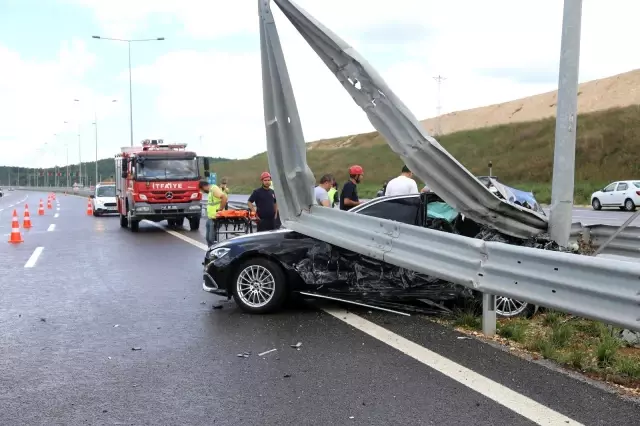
[260,172,271,180]
[348,165,364,175]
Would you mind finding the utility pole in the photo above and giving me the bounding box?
[549,0,583,247]
[66,144,70,188]
[433,75,446,136]
[94,110,98,186]
[92,35,165,147]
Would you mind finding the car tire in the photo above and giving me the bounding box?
[624,198,636,212]
[231,257,287,314]
[496,297,536,319]
[591,198,602,211]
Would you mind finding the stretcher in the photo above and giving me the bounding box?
[213,209,257,242]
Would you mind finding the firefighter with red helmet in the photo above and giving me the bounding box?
[248,172,279,232]
[340,165,364,211]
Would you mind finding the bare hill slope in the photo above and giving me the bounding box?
[308,68,640,151]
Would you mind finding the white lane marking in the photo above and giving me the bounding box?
[56,207,60,211]
[144,220,209,250]
[324,308,582,425]
[24,247,44,268]
[54,213,59,218]
[156,227,582,425]
[47,224,56,232]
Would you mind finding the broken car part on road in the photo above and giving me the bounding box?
[257,0,640,332]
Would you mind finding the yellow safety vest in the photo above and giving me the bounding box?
[327,187,337,206]
[206,185,222,219]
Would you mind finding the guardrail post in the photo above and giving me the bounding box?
[482,293,497,337]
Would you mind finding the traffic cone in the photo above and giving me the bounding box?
[23,204,32,229]
[47,198,52,209]
[38,200,45,216]
[86,198,93,216]
[8,210,24,244]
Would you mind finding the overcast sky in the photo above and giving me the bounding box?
[1,0,639,167]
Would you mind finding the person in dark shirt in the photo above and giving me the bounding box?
[248,171,279,232]
[340,165,364,211]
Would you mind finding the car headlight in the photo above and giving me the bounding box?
[139,194,148,201]
[208,247,230,259]
[190,192,199,199]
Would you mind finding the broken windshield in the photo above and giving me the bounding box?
[136,158,198,180]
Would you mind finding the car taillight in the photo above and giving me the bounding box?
[636,191,640,196]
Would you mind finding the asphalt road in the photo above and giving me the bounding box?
[1,190,639,425]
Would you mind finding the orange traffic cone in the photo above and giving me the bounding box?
[86,198,93,216]
[8,210,24,244]
[47,198,52,209]
[23,204,32,229]
[38,200,45,216]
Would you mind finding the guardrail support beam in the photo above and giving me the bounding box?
[482,293,497,337]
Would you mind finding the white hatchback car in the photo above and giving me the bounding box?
[591,180,640,211]
[90,183,117,216]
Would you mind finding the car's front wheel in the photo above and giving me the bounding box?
[592,198,602,211]
[232,258,287,314]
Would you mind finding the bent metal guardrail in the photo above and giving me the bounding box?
[258,0,640,332]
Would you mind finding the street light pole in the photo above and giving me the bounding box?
[92,35,165,147]
[128,41,134,148]
[549,0,583,247]
[94,110,99,185]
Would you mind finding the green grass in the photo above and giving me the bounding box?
[209,104,640,203]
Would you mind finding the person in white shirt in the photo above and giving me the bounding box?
[314,174,334,207]
[384,165,419,196]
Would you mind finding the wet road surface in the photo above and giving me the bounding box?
[1,191,639,425]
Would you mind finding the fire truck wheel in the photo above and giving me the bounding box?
[119,214,128,228]
[189,217,200,231]
[130,219,140,232]
[231,258,287,314]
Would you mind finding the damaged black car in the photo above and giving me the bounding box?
[203,192,552,318]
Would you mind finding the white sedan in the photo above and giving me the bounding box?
[591,180,640,211]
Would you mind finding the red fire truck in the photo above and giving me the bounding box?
[115,139,210,232]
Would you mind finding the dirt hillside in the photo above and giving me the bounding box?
[308,68,640,151]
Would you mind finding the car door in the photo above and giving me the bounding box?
[600,182,618,206]
[612,182,629,205]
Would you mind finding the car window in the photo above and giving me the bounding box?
[617,183,628,191]
[356,197,420,226]
[603,183,617,192]
[633,182,640,188]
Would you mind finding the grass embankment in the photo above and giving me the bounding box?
[212,105,640,203]
[450,310,640,391]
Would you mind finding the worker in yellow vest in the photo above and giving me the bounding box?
[327,181,338,208]
[219,178,230,210]
[199,180,228,246]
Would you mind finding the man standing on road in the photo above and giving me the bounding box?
[314,174,334,207]
[200,180,228,246]
[340,165,364,211]
[248,172,279,232]
[385,165,419,196]
[219,178,230,210]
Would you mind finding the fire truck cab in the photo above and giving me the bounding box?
[115,139,210,232]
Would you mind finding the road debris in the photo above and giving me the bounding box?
[131,347,142,351]
[291,342,302,350]
[283,374,291,378]
[258,348,277,357]
[237,352,251,358]
[212,304,223,310]
[113,324,119,328]
[40,318,46,322]
[457,336,471,340]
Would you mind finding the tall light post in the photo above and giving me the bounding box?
[76,98,117,186]
[91,35,165,147]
